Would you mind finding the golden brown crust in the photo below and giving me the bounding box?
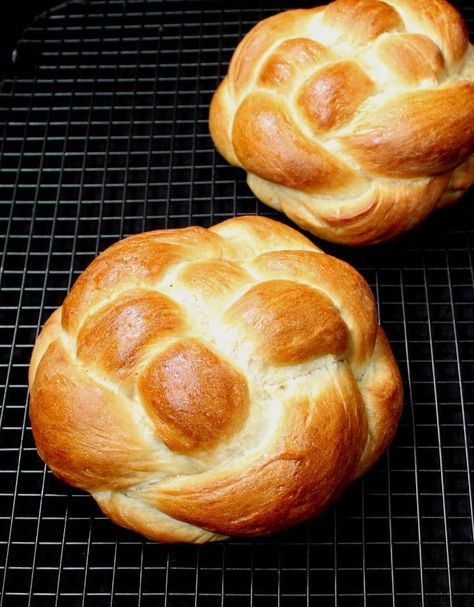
[29,216,403,542]
[209,0,474,245]
[76,290,185,386]
[247,170,451,246]
[297,61,375,134]
[225,279,349,364]
[148,365,368,536]
[323,0,403,45]
[138,339,249,454]
[208,78,239,166]
[209,214,319,256]
[176,259,252,304]
[375,33,445,85]
[249,250,377,374]
[341,83,474,177]
[30,339,159,491]
[94,491,225,543]
[357,328,404,475]
[232,92,367,195]
[29,308,62,386]
[439,153,474,206]
[258,38,331,92]
[384,0,468,68]
[227,9,319,94]
[61,227,223,334]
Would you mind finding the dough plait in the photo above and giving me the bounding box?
[210,0,474,245]
[29,216,402,543]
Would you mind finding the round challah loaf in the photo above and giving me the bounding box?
[29,216,402,543]
[210,0,474,245]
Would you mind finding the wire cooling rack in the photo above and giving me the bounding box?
[1,1,473,605]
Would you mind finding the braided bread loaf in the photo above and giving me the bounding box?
[210,0,474,245]
[29,216,402,543]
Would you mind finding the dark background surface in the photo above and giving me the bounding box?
[0,0,473,605]
[0,0,60,75]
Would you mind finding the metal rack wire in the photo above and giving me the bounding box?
[0,1,473,605]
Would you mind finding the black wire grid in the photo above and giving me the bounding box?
[0,0,474,605]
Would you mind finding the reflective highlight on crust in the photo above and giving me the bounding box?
[76,290,185,385]
[138,339,249,454]
[341,83,474,177]
[225,279,349,364]
[297,61,375,134]
[322,0,403,44]
[232,92,367,195]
